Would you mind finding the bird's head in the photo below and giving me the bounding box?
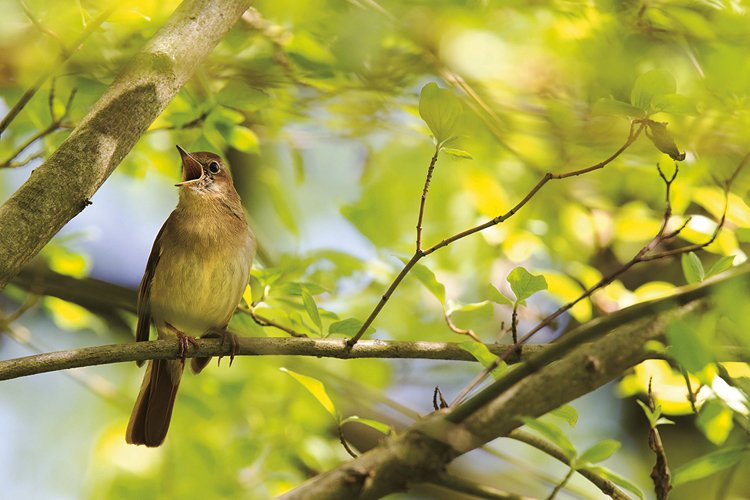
[175,146,236,200]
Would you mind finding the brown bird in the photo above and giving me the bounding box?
[126,146,255,447]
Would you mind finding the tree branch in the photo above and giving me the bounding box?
[278,268,747,498]
[0,0,252,289]
[0,337,545,381]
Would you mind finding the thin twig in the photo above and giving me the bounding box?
[546,468,574,500]
[18,0,68,53]
[450,153,746,406]
[508,430,630,499]
[416,147,440,252]
[347,121,646,347]
[338,424,359,458]
[647,380,672,500]
[0,87,77,168]
[444,312,481,342]
[238,305,309,338]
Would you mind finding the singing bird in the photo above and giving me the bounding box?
[126,146,256,447]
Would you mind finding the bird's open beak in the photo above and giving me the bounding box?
[175,145,204,187]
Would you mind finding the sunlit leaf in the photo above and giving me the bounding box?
[281,368,337,419]
[518,416,577,460]
[507,267,547,302]
[593,98,645,117]
[488,284,513,305]
[228,126,260,154]
[672,445,750,485]
[705,255,735,278]
[341,416,393,435]
[646,121,685,161]
[217,81,269,111]
[418,82,462,144]
[442,148,473,159]
[446,300,491,315]
[631,69,677,110]
[681,252,705,284]
[588,465,645,499]
[550,404,578,427]
[578,440,620,465]
[301,289,323,334]
[666,319,713,373]
[458,341,507,379]
[400,258,445,305]
[329,318,372,336]
[696,399,734,445]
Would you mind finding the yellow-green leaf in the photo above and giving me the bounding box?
[673,445,750,485]
[281,368,337,419]
[341,416,393,435]
[507,267,548,302]
[681,252,704,284]
[419,82,462,144]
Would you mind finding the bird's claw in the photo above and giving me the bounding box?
[217,331,239,367]
[176,332,199,362]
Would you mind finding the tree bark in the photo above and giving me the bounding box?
[0,0,251,289]
[278,269,748,498]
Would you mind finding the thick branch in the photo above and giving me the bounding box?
[0,338,545,381]
[278,268,748,498]
[0,0,252,289]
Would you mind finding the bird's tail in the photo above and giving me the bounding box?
[126,359,183,447]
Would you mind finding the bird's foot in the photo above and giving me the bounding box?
[165,323,199,362]
[218,331,240,367]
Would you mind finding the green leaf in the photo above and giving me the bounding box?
[666,319,713,373]
[341,416,393,435]
[400,258,445,305]
[488,284,513,305]
[446,300,491,315]
[442,148,473,160]
[588,465,645,499]
[519,416,577,460]
[705,255,735,278]
[636,399,660,428]
[672,445,750,485]
[593,98,646,118]
[651,94,698,115]
[228,126,260,154]
[631,69,677,110]
[281,368,337,419]
[681,252,705,284]
[646,121,685,161]
[329,318,373,336]
[217,81,269,111]
[419,82,462,144]
[301,289,323,334]
[507,267,548,302]
[550,404,579,427]
[696,399,734,445]
[458,341,507,379]
[578,440,621,465]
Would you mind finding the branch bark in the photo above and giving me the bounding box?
[277,268,748,499]
[0,0,252,289]
[0,338,545,381]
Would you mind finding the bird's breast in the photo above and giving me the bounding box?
[149,212,254,338]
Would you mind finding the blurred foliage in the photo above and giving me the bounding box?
[2,0,750,498]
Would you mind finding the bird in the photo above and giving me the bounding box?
[126,146,256,447]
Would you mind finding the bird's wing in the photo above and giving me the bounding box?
[136,221,168,343]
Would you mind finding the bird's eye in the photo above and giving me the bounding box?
[208,161,220,174]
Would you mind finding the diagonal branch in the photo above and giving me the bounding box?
[279,267,746,499]
[0,0,252,289]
